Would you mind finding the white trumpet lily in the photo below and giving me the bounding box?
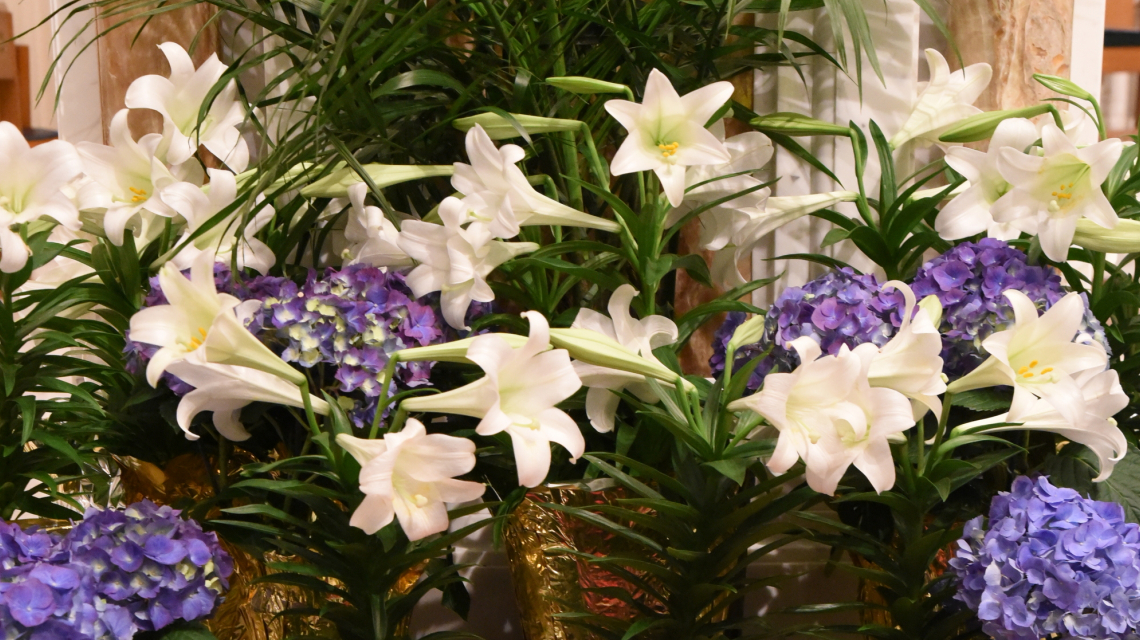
[935,117,1039,241]
[947,290,1109,430]
[342,182,412,268]
[164,169,276,274]
[452,125,619,238]
[398,197,538,329]
[727,337,914,495]
[125,42,249,171]
[570,285,679,433]
[166,360,329,442]
[0,122,83,273]
[77,109,204,246]
[993,123,1122,261]
[854,282,946,420]
[605,69,734,207]
[129,252,305,387]
[337,420,486,541]
[400,312,584,488]
[957,368,1127,481]
[890,49,992,149]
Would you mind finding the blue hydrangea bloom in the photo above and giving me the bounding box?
[709,268,904,392]
[950,476,1140,640]
[910,239,1108,377]
[0,501,231,639]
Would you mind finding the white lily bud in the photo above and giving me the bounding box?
[726,315,766,359]
[548,328,683,385]
[396,335,529,364]
[1073,218,1140,253]
[452,113,582,140]
[301,164,455,198]
[917,295,943,328]
[546,76,631,95]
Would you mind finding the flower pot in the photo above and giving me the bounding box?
[502,482,668,640]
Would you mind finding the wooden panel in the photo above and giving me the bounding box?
[16,46,31,131]
[1107,0,1136,28]
[0,12,16,82]
[95,4,217,143]
[948,0,1075,112]
[1104,46,1140,73]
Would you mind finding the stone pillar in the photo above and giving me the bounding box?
[95,4,217,142]
[947,0,1075,111]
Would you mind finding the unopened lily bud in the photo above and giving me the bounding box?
[453,113,582,140]
[546,76,630,95]
[726,315,766,358]
[301,163,454,198]
[1072,218,1140,253]
[751,112,850,137]
[548,328,682,384]
[918,295,943,328]
[939,105,1061,144]
[396,335,530,364]
[1033,74,1094,102]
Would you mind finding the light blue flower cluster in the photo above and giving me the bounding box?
[0,501,231,639]
[950,476,1140,640]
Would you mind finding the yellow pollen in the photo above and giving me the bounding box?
[1029,360,1038,367]
[129,187,147,195]
[1040,367,1053,374]
[1023,372,1034,378]
[130,196,144,202]
[1018,366,1029,374]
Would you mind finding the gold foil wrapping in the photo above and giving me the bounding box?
[503,483,668,640]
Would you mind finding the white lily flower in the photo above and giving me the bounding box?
[854,282,946,420]
[452,125,618,238]
[125,42,249,171]
[890,49,992,149]
[401,312,584,488]
[129,252,305,386]
[398,197,538,329]
[164,169,276,274]
[947,290,1109,430]
[76,109,204,246]
[166,360,329,442]
[993,123,1122,261]
[337,420,486,540]
[957,368,1127,481]
[342,183,412,268]
[604,69,734,206]
[935,118,1039,241]
[570,284,679,433]
[0,122,83,273]
[709,191,859,289]
[727,337,914,495]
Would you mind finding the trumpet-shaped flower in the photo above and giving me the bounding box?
[166,360,329,442]
[125,42,249,171]
[164,169,275,274]
[605,69,735,206]
[398,197,538,329]
[935,118,1039,241]
[709,191,859,288]
[129,252,304,387]
[890,49,992,149]
[400,312,583,488]
[570,285,679,433]
[727,337,914,494]
[993,123,1122,261]
[342,183,412,268]
[451,125,618,238]
[337,420,486,540]
[0,122,83,273]
[77,109,204,246]
[947,290,1109,430]
[957,368,1127,481]
[854,282,947,420]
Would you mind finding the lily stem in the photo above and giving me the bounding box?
[926,392,954,474]
[298,379,322,437]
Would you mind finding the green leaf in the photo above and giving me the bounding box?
[1096,446,1140,523]
[705,458,749,485]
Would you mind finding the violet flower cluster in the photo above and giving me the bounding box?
[910,238,1108,376]
[0,500,232,639]
[710,267,903,391]
[127,263,457,429]
[950,476,1140,640]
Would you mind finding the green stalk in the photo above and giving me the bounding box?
[926,392,954,473]
[298,379,322,437]
[369,357,401,439]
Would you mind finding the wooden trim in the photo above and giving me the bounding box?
[1104,46,1140,73]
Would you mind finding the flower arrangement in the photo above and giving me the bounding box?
[4,2,1140,639]
[0,501,231,639]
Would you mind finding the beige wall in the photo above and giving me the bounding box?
[2,0,57,129]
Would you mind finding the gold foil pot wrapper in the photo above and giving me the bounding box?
[503,482,668,640]
[116,454,421,640]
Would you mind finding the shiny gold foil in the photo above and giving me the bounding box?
[503,483,668,640]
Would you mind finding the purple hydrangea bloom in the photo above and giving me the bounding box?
[709,268,904,392]
[950,476,1140,640]
[0,501,232,638]
[911,239,1108,377]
